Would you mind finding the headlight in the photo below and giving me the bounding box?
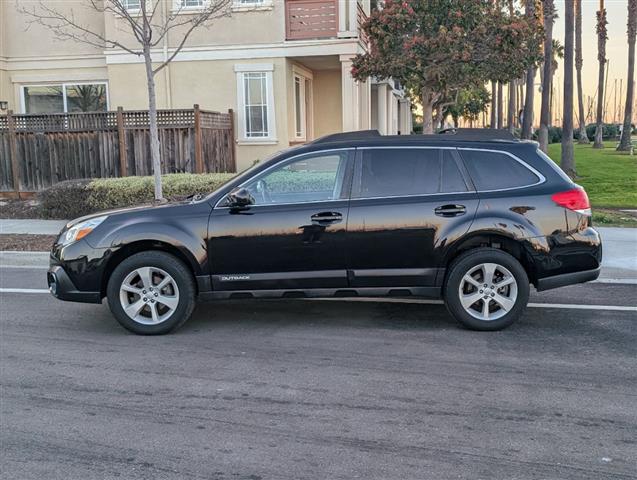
[61,216,108,246]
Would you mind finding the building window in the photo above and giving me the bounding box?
[294,74,306,140]
[235,64,276,143]
[21,83,109,114]
[121,0,142,10]
[177,0,206,8]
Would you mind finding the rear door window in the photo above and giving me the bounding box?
[354,148,469,198]
[459,149,540,191]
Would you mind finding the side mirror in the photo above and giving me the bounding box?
[227,187,255,208]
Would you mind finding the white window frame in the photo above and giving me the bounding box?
[20,82,110,114]
[121,0,143,12]
[172,0,209,12]
[291,64,313,142]
[232,0,273,12]
[293,74,306,141]
[235,64,277,144]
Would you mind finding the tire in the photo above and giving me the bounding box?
[444,248,529,331]
[106,251,196,335]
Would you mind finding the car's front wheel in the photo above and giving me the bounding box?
[444,248,529,331]
[106,251,196,335]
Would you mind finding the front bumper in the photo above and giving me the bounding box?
[47,267,102,304]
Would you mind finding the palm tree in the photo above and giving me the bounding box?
[521,0,537,139]
[561,0,575,177]
[575,0,590,143]
[539,0,556,153]
[593,0,608,148]
[617,0,637,151]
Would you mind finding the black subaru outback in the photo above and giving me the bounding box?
[48,129,601,334]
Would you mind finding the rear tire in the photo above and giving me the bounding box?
[107,251,196,335]
[444,248,529,331]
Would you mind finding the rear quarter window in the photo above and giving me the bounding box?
[460,149,540,190]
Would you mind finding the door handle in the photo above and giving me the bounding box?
[434,204,466,217]
[311,212,343,224]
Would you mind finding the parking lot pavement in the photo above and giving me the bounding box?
[1,267,636,480]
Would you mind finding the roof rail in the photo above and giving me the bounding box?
[310,130,381,144]
[437,128,518,142]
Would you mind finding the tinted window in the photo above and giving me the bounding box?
[357,149,440,198]
[244,151,349,205]
[441,150,469,193]
[460,150,540,190]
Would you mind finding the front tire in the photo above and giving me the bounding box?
[444,248,529,331]
[107,251,196,335]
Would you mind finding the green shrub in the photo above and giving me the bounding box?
[39,173,236,219]
[39,179,92,219]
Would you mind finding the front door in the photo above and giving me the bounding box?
[208,149,353,291]
[346,147,479,287]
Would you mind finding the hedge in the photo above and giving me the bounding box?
[39,173,235,219]
[39,168,348,219]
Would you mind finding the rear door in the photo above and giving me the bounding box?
[346,147,479,287]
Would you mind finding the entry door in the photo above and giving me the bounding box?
[208,150,353,291]
[346,147,479,287]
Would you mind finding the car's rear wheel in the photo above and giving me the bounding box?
[107,251,195,335]
[444,248,529,331]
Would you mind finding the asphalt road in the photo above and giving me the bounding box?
[1,267,636,480]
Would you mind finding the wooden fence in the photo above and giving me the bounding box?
[0,106,236,197]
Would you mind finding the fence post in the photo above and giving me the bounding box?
[7,110,21,198]
[116,106,128,177]
[228,108,236,172]
[193,104,204,174]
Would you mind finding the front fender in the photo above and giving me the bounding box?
[89,220,207,275]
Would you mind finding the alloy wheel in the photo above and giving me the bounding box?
[119,266,180,325]
[458,262,518,321]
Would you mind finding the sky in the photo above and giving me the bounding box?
[538,0,631,124]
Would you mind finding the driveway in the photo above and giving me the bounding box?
[1,266,636,480]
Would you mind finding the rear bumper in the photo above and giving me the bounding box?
[47,265,102,304]
[535,266,601,292]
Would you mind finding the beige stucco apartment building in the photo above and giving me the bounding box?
[0,0,412,171]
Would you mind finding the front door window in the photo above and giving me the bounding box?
[243,151,350,205]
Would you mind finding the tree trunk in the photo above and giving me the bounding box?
[561,0,576,177]
[497,81,504,129]
[594,1,608,148]
[539,0,555,153]
[508,80,516,134]
[143,47,163,201]
[618,0,637,151]
[490,81,497,128]
[575,0,590,143]
[422,88,435,134]
[522,68,535,139]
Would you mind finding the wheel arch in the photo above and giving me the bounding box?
[100,240,200,298]
[441,231,543,287]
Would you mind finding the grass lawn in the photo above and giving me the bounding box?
[546,141,637,209]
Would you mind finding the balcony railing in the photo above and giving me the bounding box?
[285,0,368,41]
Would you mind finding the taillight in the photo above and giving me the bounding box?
[551,187,591,215]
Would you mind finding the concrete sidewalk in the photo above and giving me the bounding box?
[0,220,634,282]
[0,219,67,235]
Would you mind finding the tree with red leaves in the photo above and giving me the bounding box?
[352,0,541,134]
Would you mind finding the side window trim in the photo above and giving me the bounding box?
[457,148,546,192]
[214,148,354,209]
[351,146,473,200]
[450,148,477,192]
